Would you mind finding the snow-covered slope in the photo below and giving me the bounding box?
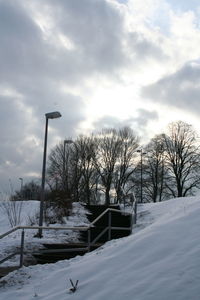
[1,197,200,300]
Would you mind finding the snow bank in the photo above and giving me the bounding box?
[1,197,200,300]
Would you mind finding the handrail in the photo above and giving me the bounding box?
[0,252,19,265]
[0,203,136,240]
[122,190,137,213]
[0,205,136,242]
[0,226,21,239]
[88,204,137,248]
[0,225,89,240]
[131,192,137,214]
[0,204,137,271]
[90,207,132,227]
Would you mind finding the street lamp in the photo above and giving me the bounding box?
[137,149,147,203]
[37,111,62,238]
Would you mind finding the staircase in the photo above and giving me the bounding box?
[0,205,134,278]
[32,242,100,264]
[80,205,132,243]
[32,205,133,264]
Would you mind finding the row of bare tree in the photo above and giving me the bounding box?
[142,121,200,202]
[47,127,138,205]
[46,121,200,204]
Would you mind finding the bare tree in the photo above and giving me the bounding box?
[47,142,78,200]
[0,198,24,227]
[114,127,139,203]
[73,135,97,204]
[47,138,96,203]
[163,121,200,197]
[143,135,166,202]
[93,129,122,205]
[47,143,64,191]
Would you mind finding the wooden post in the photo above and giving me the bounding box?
[108,211,111,241]
[130,214,133,234]
[19,229,25,267]
[134,201,137,224]
[87,228,91,252]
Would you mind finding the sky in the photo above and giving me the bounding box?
[1,0,200,194]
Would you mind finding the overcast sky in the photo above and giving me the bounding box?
[1,0,200,194]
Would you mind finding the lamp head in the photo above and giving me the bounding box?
[45,111,62,119]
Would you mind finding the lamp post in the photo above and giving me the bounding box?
[37,111,61,238]
[137,149,146,203]
[19,177,23,199]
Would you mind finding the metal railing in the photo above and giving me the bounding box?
[0,225,89,268]
[0,198,137,269]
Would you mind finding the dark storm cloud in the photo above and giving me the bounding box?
[142,62,200,113]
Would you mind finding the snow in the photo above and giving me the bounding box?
[0,200,40,234]
[0,201,90,266]
[1,197,200,299]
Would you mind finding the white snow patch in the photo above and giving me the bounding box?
[0,197,200,299]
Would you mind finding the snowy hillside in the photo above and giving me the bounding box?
[1,197,200,300]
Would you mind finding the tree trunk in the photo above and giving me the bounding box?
[105,188,110,206]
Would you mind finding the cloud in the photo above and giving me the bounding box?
[142,62,200,114]
[92,108,158,137]
[166,0,200,13]
[0,0,200,192]
[127,32,167,62]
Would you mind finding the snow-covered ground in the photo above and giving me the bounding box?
[0,201,90,266]
[1,197,200,299]
[0,200,40,234]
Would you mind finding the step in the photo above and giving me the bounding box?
[33,253,86,263]
[0,266,19,278]
[86,213,132,227]
[80,227,131,243]
[32,242,103,264]
[42,242,101,250]
[33,249,88,264]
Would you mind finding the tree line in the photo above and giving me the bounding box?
[45,120,200,205]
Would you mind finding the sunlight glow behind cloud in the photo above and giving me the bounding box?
[1,0,200,192]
